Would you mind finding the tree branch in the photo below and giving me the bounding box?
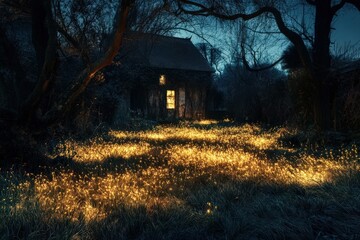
[20,0,58,124]
[241,43,284,72]
[55,21,91,63]
[43,0,134,124]
[177,0,313,72]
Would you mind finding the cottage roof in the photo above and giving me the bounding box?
[118,32,214,72]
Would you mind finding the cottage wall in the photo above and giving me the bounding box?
[103,32,214,123]
[184,86,207,119]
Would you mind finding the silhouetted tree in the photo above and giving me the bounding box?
[176,0,360,130]
[0,0,134,127]
[196,42,222,71]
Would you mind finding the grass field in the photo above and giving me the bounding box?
[1,122,360,239]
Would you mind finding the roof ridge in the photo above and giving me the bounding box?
[121,31,213,72]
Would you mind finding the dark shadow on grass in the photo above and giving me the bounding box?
[2,123,360,239]
[0,129,301,177]
[2,150,360,239]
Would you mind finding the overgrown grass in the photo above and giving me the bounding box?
[1,122,360,239]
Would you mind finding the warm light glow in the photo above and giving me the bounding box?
[2,123,359,224]
[195,119,219,125]
[248,135,277,150]
[159,75,166,85]
[166,90,175,109]
[110,126,219,142]
[49,140,151,162]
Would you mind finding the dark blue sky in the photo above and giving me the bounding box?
[176,3,360,69]
[333,8,360,45]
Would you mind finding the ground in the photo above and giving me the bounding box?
[1,121,360,239]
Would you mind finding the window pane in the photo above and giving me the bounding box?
[166,90,175,109]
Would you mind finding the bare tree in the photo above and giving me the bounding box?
[176,0,360,130]
[0,0,135,127]
[196,42,222,71]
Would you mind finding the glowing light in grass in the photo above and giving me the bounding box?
[110,126,219,142]
[167,144,347,186]
[248,135,277,150]
[1,123,359,223]
[195,119,219,125]
[51,141,151,162]
[32,167,185,222]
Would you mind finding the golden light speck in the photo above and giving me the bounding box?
[2,123,359,224]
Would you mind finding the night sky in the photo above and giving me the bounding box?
[333,8,360,45]
[176,5,360,70]
[176,3,360,68]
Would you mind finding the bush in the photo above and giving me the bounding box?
[259,80,292,124]
[287,69,314,126]
[343,83,360,130]
[220,63,290,124]
[336,70,360,131]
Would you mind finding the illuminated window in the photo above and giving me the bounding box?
[159,75,166,85]
[166,90,175,109]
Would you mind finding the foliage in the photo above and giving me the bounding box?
[337,70,360,131]
[1,123,359,239]
[281,44,308,71]
[219,62,290,124]
[282,44,360,130]
[196,42,222,71]
[175,0,360,130]
[286,69,314,126]
[343,83,360,130]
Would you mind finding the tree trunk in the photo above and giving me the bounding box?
[42,0,134,125]
[20,0,58,125]
[312,0,333,130]
[19,0,134,127]
[0,25,25,110]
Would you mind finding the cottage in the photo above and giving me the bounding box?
[105,32,214,122]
